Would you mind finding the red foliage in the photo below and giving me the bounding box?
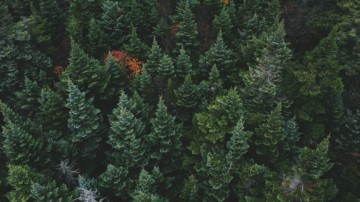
[223,0,230,5]
[171,22,180,35]
[54,65,64,75]
[105,50,143,78]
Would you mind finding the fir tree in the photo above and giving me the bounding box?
[87,17,107,58]
[108,106,148,168]
[66,82,102,160]
[15,77,41,116]
[157,54,175,81]
[124,26,149,61]
[226,119,253,167]
[175,2,199,55]
[199,32,235,80]
[99,164,132,199]
[175,46,193,80]
[255,103,285,163]
[180,175,199,202]
[62,41,108,96]
[213,6,233,41]
[175,74,199,121]
[102,55,128,100]
[30,181,75,202]
[144,38,163,76]
[148,98,182,166]
[6,164,44,202]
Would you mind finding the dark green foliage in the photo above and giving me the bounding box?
[148,98,182,165]
[196,89,243,143]
[6,164,44,202]
[108,102,148,168]
[144,39,163,76]
[66,82,102,160]
[62,42,108,96]
[99,164,132,199]
[175,2,199,55]
[0,1,358,201]
[199,32,235,80]
[30,181,75,202]
[124,26,149,61]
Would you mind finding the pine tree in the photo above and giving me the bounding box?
[100,0,129,49]
[132,169,163,202]
[102,55,128,100]
[30,181,75,202]
[6,164,44,202]
[39,88,68,131]
[213,6,233,41]
[62,41,109,96]
[199,32,235,80]
[157,54,175,80]
[15,77,41,116]
[196,89,244,143]
[203,152,233,202]
[175,2,199,55]
[175,75,199,121]
[124,26,149,61]
[148,98,182,166]
[0,101,50,166]
[175,46,193,80]
[144,38,163,76]
[99,164,132,199]
[108,106,148,168]
[255,103,285,163]
[87,17,107,58]
[226,119,253,167]
[66,82,102,160]
[180,175,199,202]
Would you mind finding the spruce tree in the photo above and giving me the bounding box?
[157,54,175,83]
[175,2,199,55]
[99,164,132,199]
[175,75,199,121]
[175,46,193,80]
[108,106,148,168]
[66,82,102,160]
[102,55,128,100]
[213,6,233,41]
[62,41,108,96]
[226,119,252,167]
[6,164,44,202]
[199,32,235,80]
[180,175,199,202]
[144,38,163,76]
[30,181,75,202]
[87,17,107,58]
[15,77,41,116]
[196,89,243,143]
[255,103,285,163]
[148,98,182,167]
[124,26,149,61]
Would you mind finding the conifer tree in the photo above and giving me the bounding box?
[39,88,68,131]
[102,55,128,100]
[124,26,149,61]
[175,46,193,80]
[157,54,175,81]
[226,119,252,167]
[30,181,75,202]
[180,175,199,202]
[6,164,44,202]
[196,89,243,143]
[132,169,163,201]
[144,38,163,76]
[148,98,182,167]
[15,77,41,116]
[175,2,199,55]
[100,0,129,48]
[199,32,235,80]
[202,152,233,202]
[87,17,107,58]
[99,164,132,199]
[175,75,199,121]
[108,106,148,168]
[213,6,233,41]
[62,41,108,96]
[66,82,102,160]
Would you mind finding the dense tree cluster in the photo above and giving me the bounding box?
[0,0,359,201]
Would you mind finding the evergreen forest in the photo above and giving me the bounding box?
[1,0,360,201]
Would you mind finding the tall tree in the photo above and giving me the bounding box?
[66,82,102,161]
